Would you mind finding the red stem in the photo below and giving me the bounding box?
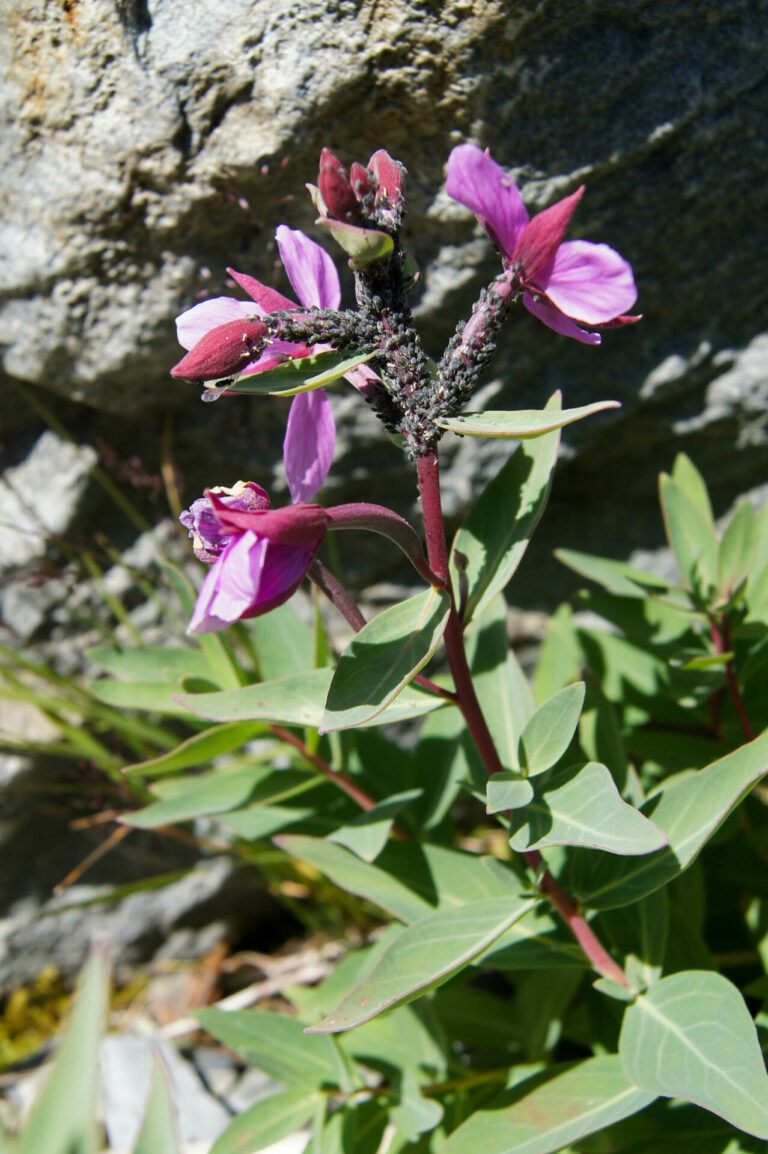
[270,724,378,813]
[416,449,629,987]
[711,613,755,741]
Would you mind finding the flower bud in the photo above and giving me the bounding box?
[170,318,269,382]
[350,161,374,202]
[369,149,406,214]
[317,147,360,223]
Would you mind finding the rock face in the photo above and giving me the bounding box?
[2,0,767,592]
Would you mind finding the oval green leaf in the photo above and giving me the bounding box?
[620,971,768,1138]
[194,1008,342,1089]
[123,721,266,777]
[442,1055,655,1154]
[518,682,585,776]
[435,400,619,438]
[487,773,534,814]
[308,895,536,1033]
[321,588,451,731]
[508,761,667,855]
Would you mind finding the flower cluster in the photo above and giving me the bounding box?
[174,142,638,630]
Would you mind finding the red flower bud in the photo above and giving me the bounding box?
[350,161,374,202]
[369,149,406,211]
[170,318,269,381]
[317,147,360,223]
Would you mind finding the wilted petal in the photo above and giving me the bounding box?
[226,267,298,313]
[176,297,257,351]
[445,143,529,257]
[523,293,602,345]
[188,533,267,633]
[284,389,336,503]
[537,240,637,325]
[276,225,341,310]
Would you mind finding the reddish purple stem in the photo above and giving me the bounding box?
[711,613,755,742]
[416,449,629,988]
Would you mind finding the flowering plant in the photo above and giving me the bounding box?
[100,144,768,1154]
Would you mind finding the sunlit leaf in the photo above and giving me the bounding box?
[434,400,619,438]
[321,588,451,730]
[508,761,667,855]
[210,1088,321,1154]
[225,349,375,396]
[441,1055,655,1154]
[194,1008,343,1088]
[518,682,585,776]
[132,1058,179,1154]
[308,895,536,1033]
[620,971,768,1138]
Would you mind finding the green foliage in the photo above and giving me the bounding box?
[9,419,768,1154]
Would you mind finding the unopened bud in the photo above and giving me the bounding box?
[170,318,269,381]
[369,149,406,212]
[350,161,374,202]
[318,148,360,223]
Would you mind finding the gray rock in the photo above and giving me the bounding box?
[0,432,96,570]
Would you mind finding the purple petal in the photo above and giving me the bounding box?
[175,297,259,351]
[445,143,529,257]
[284,389,336,504]
[523,293,602,345]
[276,226,341,310]
[188,533,267,633]
[256,540,317,607]
[226,268,298,313]
[537,241,637,325]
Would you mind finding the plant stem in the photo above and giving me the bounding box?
[416,448,629,988]
[710,613,755,741]
[270,724,379,813]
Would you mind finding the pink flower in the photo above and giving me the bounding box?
[172,226,339,504]
[445,143,638,345]
[181,477,330,634]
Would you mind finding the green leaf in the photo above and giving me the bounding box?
[123,721,266,777]
[89,678,201,717]
[210,1089,322,1154]
[533,603,582,705]
[20,948,109,1154]
[245,602,315,679]
[466,595,535,772]
[518,682,585,776]
[194,1008,343,1088]
[434,400,619,438]
[328,790,422,861]
[86,645,213,682]
[451,392,562,623]
[321,588,451,731]
[276,836,525,925]
[225,349,375,396]
[441,1055,655,1154]
[508,762,668,855]
[605,1098,767,1154]
[308,895,537,1033]
[122,765,268,827]
[718,498,758,601]
[413,704,473,829]
[487,773,534,814]
[555,548,670,599]
[276,835,433,923]
[659,473,719,596]
[671,453,715,529]
[218,803,316,840]
[177,668,333,726]
[177,670,446,730]
[569,728,768,909]
[619,971,768,1138]
[132,1058,180,1154]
